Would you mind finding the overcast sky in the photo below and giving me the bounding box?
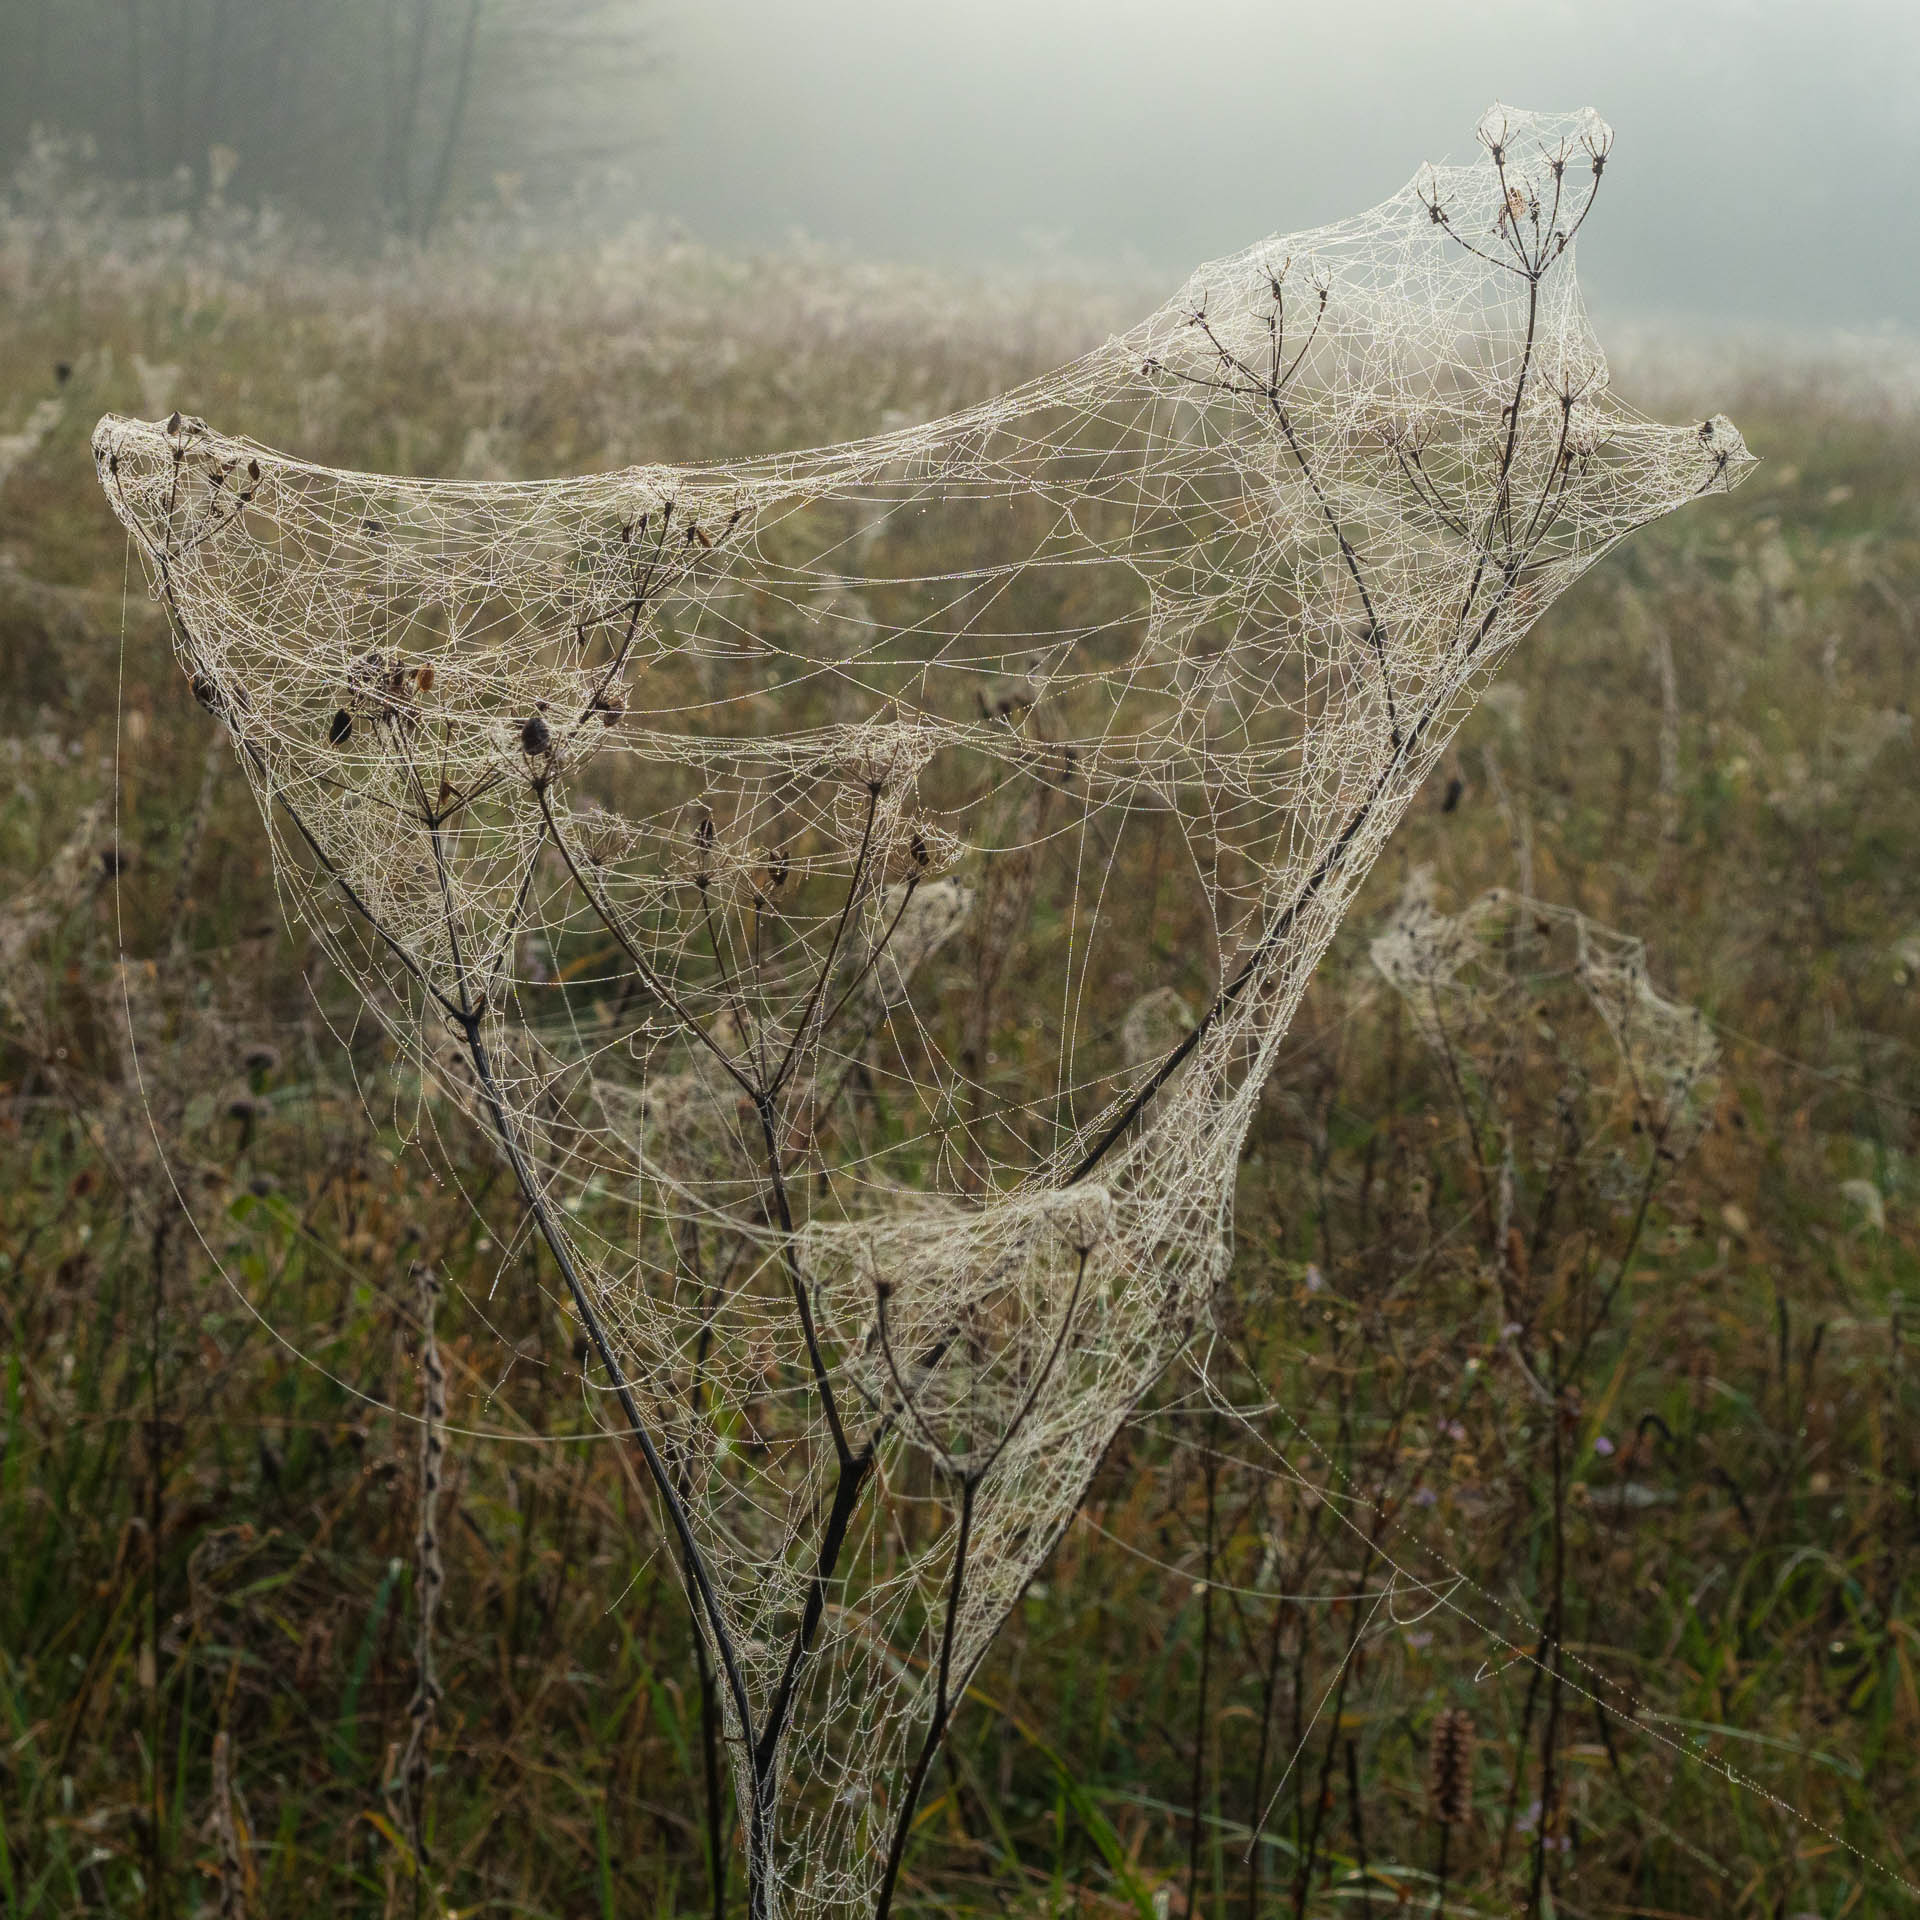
[627,0,1918,333]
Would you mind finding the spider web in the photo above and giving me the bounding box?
[94,104,1750,1917]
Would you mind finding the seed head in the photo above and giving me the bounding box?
[521,712,552,756]
[1428,1707,1476,1826]
[1051,1184,1115,1256]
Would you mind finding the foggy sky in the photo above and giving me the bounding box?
[629,0,1918,332]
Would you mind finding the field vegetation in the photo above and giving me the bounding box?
[3,157,1919,1918]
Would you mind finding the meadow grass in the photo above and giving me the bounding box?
[2,197,1918,1917]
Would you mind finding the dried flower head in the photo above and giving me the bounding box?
[877,814,963,886]
[1428,1707,1476,1826]
[1048,1185,1115,1256]
[827,715,940,797]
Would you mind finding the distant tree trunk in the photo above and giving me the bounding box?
[259,0,291,162]
[167,0,192,180]
[124,0,151,177]
[1,0,54,143]
[416,0,480,242]
[386,0,433,230]
[201,0,231,183]
[11,0,646,230]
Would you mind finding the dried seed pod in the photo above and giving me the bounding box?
[346,647,386,705]
[878,814,961,885]
[1049,1184,1114,1256]
[521,712,552,756]
[210,1728,246,1920]
[1428,1707,1476,1826]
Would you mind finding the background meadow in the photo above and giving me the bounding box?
[3,137,1920,1919]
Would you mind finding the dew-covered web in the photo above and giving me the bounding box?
[1369,865,1722,1158]
[1169,872,1913,1901]
[96,106,1751,1917]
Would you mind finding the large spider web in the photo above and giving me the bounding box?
[94,105,1751,1917]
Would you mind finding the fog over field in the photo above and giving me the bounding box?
[639,0,1919,333]
[4,0,1915,335]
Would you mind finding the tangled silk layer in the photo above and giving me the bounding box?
[96,106,1750,1916]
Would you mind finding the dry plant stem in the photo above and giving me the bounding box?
[1425,986,1499,1256]
[394,1261,446,1902]
[872,1476,977,1920]
[534,783,757,1100]
[1079,162,1634,1189]
[1192,300,1399,744]
[551,765,940,1901]
[753,1093,854,1465]
[818,876,923,1038]
[768,785,882,1100]
[454,1008,779,1906]
[539,766,927,1905]
[681,1243,733,1920]
[1289,1544,1384,1915]
[145,1209,169,1920]
[1495,1628,1546,1873]
[1529,1377,1569,1918]
[171,672,772,1897]
[1187,1409,1220,1920]
[163,728,222,958]
[211,1728,246,1920]
[1244,1599,1292,1918]
[1074,450,1543,1187]
[1243,1487,1330,1920]
[538,773,861,1470]
[1279,1363,1424,1911]
[693,1630,728,1920]
[871,1249,1092,1920]
[1566,1122,1669,1381]
[1345,1737,1373,1919]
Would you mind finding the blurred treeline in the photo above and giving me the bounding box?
[0,0,650,235]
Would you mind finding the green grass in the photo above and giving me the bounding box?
[2,203,1918,1917]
